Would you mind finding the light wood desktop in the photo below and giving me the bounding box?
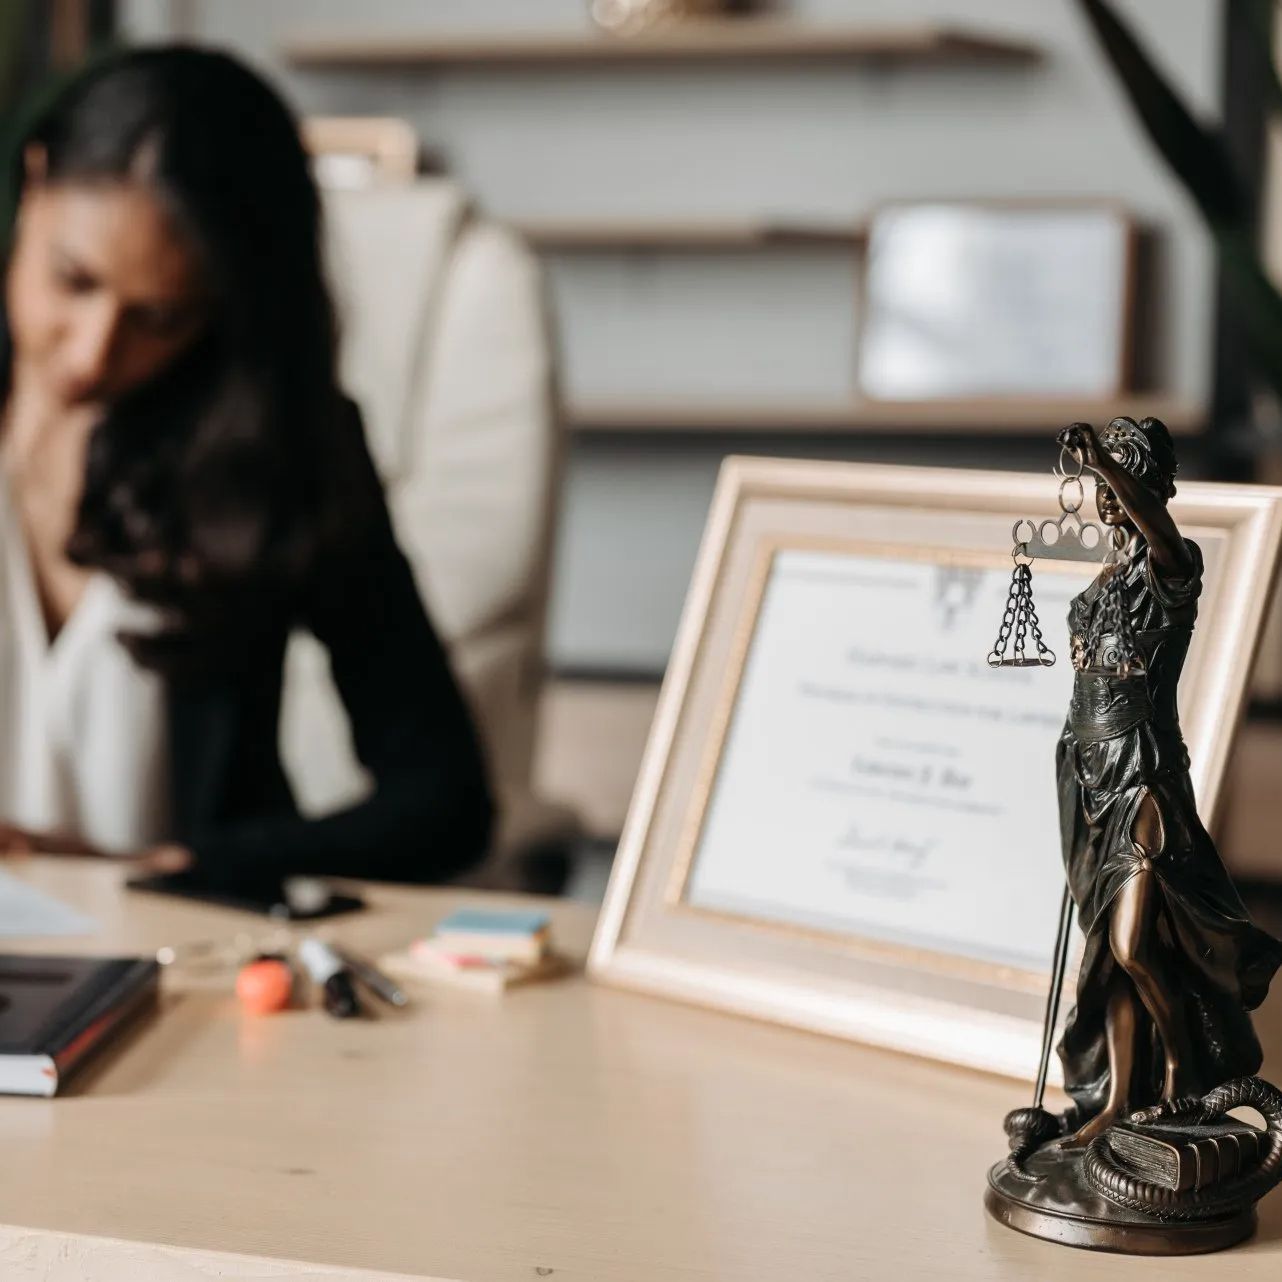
[1,857,1279,1281]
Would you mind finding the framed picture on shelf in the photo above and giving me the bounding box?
[589,456,1282,1079]
[857,202,1138,401]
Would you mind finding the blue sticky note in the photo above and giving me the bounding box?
[434,908,549,937]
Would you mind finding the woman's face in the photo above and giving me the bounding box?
[6,177,208,410]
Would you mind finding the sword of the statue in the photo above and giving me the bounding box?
[1000,885,1076,1178]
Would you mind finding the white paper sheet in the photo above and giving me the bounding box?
[0,868,97,938]
[686,548,1098,975]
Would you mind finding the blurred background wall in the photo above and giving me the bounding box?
[117,1,1224,676]
[103,1,1282,883]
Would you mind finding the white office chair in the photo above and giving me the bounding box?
[278,177,575,888]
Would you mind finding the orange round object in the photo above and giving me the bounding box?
[235,959,294,1014]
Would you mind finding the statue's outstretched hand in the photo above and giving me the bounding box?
[1057,423,1102,471]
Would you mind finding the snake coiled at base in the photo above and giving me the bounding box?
[1082,1077,1282,1221]
[1002,1105,1064,1182]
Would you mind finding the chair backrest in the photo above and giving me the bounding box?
[279,179,561,825]
[301,116,420,187]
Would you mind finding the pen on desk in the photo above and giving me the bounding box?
[298,938,363,1019]
[331,943,409,1008]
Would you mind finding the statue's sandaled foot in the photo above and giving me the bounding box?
[1162,1060,1194,1104]
[1064,1107,1122,1148]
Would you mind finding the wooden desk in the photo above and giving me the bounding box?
[2,858,1280,1281]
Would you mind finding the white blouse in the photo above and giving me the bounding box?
[0,474,170,853]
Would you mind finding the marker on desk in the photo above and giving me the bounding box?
[331,943,409,1008]
[298,938,363,1019]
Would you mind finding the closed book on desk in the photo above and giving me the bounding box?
[383,945,570,995]
[429,908,551,963]
[1107,1118,1264,1192]
[0,954,159,1097]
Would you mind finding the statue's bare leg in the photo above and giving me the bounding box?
[1069,790,1189,1144]
[1068,971,1138,1145]
[1110,790,1190,1102]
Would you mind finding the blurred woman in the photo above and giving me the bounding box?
[0,46,493,886]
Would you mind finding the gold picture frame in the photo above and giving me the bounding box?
[588,457,1282,1081]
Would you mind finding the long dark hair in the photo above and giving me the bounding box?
[11,46,353,674]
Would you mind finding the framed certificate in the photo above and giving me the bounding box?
[589,458,1282,1080]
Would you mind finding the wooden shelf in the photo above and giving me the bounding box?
[284,22,1042,71]
[517,218,868,253]
[566,396,1204,436]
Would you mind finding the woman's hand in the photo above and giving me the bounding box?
[133,843,195,876]
[1057,423,1104,472]
[0,826,192,872]
[0,823,41,856]
[0,824,103,857]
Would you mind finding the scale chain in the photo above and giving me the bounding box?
[988,562,1054,667]
[1091,556,1140,676]
[1022,571,1053,663]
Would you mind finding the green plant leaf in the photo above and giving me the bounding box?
[1077,0,1282,406]
[1077,0,1246,227]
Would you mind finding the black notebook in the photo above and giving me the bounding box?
[0,954,159,1096]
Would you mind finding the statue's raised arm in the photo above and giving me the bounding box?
[1056,418,1192,577]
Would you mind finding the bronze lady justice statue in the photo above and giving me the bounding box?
[986,417,1282,1253]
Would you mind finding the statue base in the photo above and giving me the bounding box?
[985,1142,1255,1255]
[986,1076,1282,1254]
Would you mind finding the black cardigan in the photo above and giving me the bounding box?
[165,410,494,888]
